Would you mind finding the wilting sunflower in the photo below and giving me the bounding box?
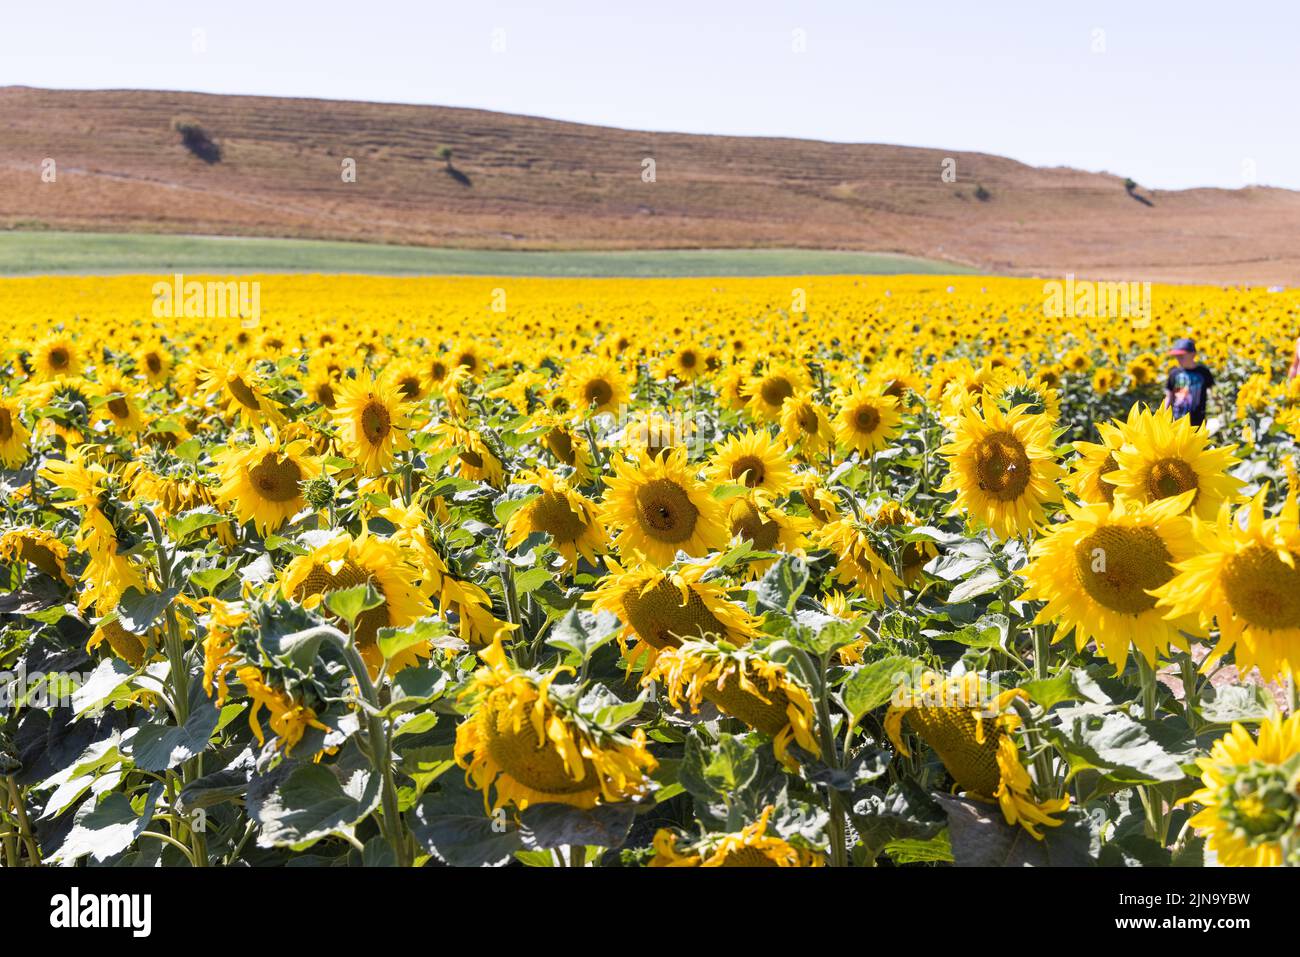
[650,805,823,867]
[644,639,820,769]
[708,428,794,497]
[778,395,835,457]
[565,356,631,416]
[746,364,811,421]
[726,494,808,578]
[885,671,1069,839]
[332,373,414,476]
[1021,492,1201,671]
[591,558,761,671]
[213,430,322,535]
[1069,419,1125,505]
[794,471,841,527]
[1182,713,1300,867]
[0,526,71,584]
[938,397,1064,539]
[433,421,505,487]
[833,387,902,457]
[1153,481,1300,681]
[238,665,329,756]
[505,469,607,568]
[819,502,937,605]
[30,334,81,381]
[1106,404,1241,520]
[454,638,657,811]
[601,447,728,565]
[199,356,285,427]
[0,397,32,468]
[280,531,432,675]
[86,616,151,668]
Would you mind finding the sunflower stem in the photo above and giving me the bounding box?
[5,776,40,866]
[1134,655,1168,842]
[814,650,849,867]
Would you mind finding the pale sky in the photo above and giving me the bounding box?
[2,0,1296,190]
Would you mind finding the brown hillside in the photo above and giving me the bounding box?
[2,86,1298,283]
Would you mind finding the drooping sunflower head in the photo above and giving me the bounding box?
[793,471,841,527]
[885,671,1069,839]
[650,805,823,867]
[600,447,728,565]
[280,531,432,675]
[504,468,607,568]
[938,396,1064,539]
[1106,404,1242,519]
[0,526,72,584]
[1022,492,1200,671]
[531,412,595,481]
[199,356,285,428]
[1185,714,1300,867]
[454,638,658,811]
[643,639,820,769]
[590,557,761,670]
[332,373,414,476]
[708,428,794,497]
[213,430,322,535]
[433,421,505,487]
[0,396,32,469]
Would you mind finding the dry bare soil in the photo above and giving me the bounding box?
[3,86,1298,284]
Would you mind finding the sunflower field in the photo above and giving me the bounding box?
[2,273,1299,869]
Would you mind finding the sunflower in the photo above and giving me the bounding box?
[433,421,505,487]
[0,396,32,468]
[238,665,329,756]
[565,356,631,417]
[199,357,285,427]
[1105,404,1241,519]
[1021,492,1201,671]
[725,494,808,579]
[213,430,322,535]
[1153,481,1300,681]
[793,471,841,526]
[332,373,414,476]
[656,342,705,382]
[708,428,794,497]
[280,531,432,675]
[134,341,172,385]
[885,671,1069,839]
[1183,714,1300,867]
[987,368,1061,421]
[0,526,72,584]
[381,356,430,403]
[746,364,811,422]
[505,469,607,568]
[938,396,1064,539]
[833,387,902,457]
[819,502,937,605]
[30,334,81,381]
[1069,419,1125,505]
[778,395,835,457]
[86,617,151,668]
[532,412,595,481]
[601,447,728,565]
[92,369,146,435]
[644,639,820,769]
[622,410,696,461]
[650,805,823,867]
[454,638,658,811]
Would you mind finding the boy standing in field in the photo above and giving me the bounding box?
[1163,337,1214,427]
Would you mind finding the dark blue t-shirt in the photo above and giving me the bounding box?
[1166,364,1214,426]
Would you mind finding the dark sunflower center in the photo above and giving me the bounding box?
[905,707,1003,798]
[315,382,335,407]
[759,377,794,408]
[621,577,730,649]
[706,668,790,738]
[680,351,697,369]
[1221,544,1300,631]
[1073,525,1173,615]
[852,404,881,433]
[430,361,447,381]
[730,454,767,488]
[974,430,1031,501]
[107,396,130,419]
[249,453,303,503]
[635,478,699,543]
[145,353,163,374]
[545,427,575,464]
[398,376,421,398]
[795,404,818,433]
[1145,457,1198,501]
[0,408,12,441]
[718,846,782,867]
[457,353,477,371]
[583,378,614,408]
[48,347,69,369]
[1097,453,1118,504]
[360,400,391,443]
[530,492,588,543]
[460,447,485,469]
[292,559,387,649]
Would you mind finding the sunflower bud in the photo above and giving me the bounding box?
[301,475,335,511]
